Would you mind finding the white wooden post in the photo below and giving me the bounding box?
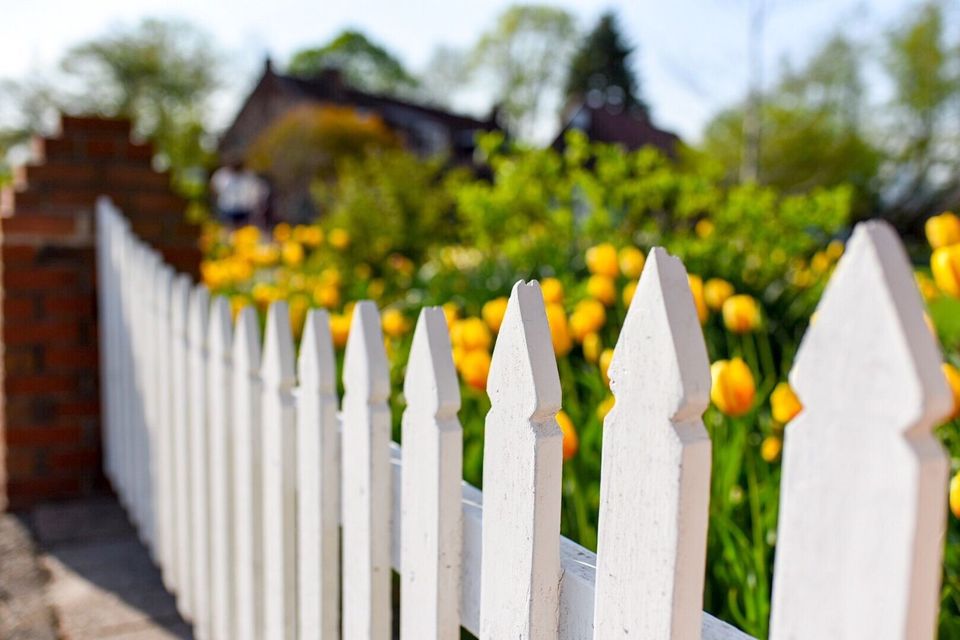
[341,301,392,640]
[170,274,192,614]
[262,301,298,640]
[770,221,953,639]
[153,262,175,587]
[593,248,712,639]
[296,309,341,640]
[188,284,212,639]
[479,280,563,640]
[400,307,463,640]
[207,297,234,640]
[233,307,264,640]
[142,250,160,554]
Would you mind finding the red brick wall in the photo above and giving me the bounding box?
[0,115,201,510]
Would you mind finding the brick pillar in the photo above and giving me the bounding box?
[0,115,201,510]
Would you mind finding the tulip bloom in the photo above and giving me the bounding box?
[932,245,960,297]
[710,358,756,417]
[925,211,960,250]
[540,278,564,304]
[545,303,572,356]
[381,308,409,338]
[722,294,761,333]
[770,381,802,423]
[556,410,579,461]
[618,246,645,279]
[687,275,708,324]
[587,274,617,306]
[482,297,509,333]
[951,472,960,519]
[944,363,960,422]
[704,278,734,311]
[586,243,619,277]
[459,349,491,391]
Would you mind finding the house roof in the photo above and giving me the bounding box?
[552,102,680,156]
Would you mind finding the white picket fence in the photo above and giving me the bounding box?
[95,195,955,640]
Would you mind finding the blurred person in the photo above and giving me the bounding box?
[210,161,267,227]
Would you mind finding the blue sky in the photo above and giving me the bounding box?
[0,0,932,141]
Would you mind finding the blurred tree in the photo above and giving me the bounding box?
[418,45,470,108]
[61,19,220,180]
[246,104,398,222]
[563,12,645,114]
[880,1,960,229]
[287,30,418,95]
[470,4,578,139]
[700,33,881,219]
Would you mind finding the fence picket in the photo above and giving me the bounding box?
[479,280,563,640]
[207,297,234,640]
[400,307,462,640]
[170,274,193,617]
[593,248,712,639]
[341,301,392,640]
[232,307,264,640]
[188,284,211,636]
[154,264,176,592]
[262,301,298,640]
[770,221,952,639]
[296,309,340,640]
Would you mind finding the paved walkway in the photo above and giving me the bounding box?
[3,497,192,640]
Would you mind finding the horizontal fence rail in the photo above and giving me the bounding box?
[96,196,952,640]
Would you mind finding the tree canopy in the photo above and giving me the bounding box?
[287,30,418,95]
[563,12,645,113]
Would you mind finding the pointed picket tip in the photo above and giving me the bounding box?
[487,280,562,422]
[404,307,461,421]
[343,300,390,403]
[609,247,711,422]
[188,284,210,342]
[298,309,337,394]
[262,301,296,386]
[232,306,262,376]
[790,220,952,430]
[207,297,233,359]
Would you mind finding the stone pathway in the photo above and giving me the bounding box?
[3,497,192,640]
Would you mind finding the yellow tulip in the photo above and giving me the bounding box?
[826,240,845,260]
[545,303,572,356]
[704,278,734,311]
[459,349,491,391]
[761,436,782,463]
[943,363,960,422]
[329,228,350,250]
[722,294,761,333]
[587,275,617,307]
[599,348,614,386]
[556,410,579,461]
[597,395,615,420]
[622,281,637,306]
[382,309,409,338]
[695,219,715,238]
[272,222,292,242]
[569,299,606,342]
[313,284,340,309]
[710,358,756,417]
[582,332,601,363]
[281,240,304,266]
[329,314,351,348]
[452,318,491,352]
[233,224,261,247]
[811,251,831,275]
[367,278,385,300]
[586,243,619,277]
[618,246,645,279]
[770,382,802,423]
[289,297,309,340]
[932,245,960,297]
[252,244,279,267]
[442,302,459,328]
[687,275,708,324]
[294,224,324,247]
[252,282,279,310]
[925,211,960,250]
[230,295,247,320]
[482,297,509,333]
[951,472,960,519]
[540,278,564,304]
